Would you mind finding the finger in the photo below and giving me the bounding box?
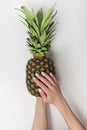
[49,73,58,84]
[35,73,53,89]
[41,72,56,86]
[40,90,47,102]
[32,77,49,94]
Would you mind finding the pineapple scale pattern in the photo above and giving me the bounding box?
[26,56,56,97]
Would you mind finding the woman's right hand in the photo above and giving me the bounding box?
[32,72,64,107]
[32,72,86,130]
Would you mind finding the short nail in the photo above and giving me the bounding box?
[41,72,45,75]
[49,72,53,75]
[35,73,39,77]
[38,88,41,93]
[32,76,36,80]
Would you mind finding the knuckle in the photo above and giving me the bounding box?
[41,83,46,89]
[43,79,47,83]
[46,81,50,85]
[40,82,44,86]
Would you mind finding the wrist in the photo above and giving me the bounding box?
[54,95,67,111]
[37,97,47,107]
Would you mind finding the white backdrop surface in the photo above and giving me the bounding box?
[0,0,87,130]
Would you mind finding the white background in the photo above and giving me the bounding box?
[0,0,87,130]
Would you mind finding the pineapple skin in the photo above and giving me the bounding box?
[26,56,56,97]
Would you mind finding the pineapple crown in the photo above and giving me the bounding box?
[16,4,57,57]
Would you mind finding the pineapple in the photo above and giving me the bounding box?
[16,5,57,97]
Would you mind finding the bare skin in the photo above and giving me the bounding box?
[32,72,85,130]
[32,97,47,130]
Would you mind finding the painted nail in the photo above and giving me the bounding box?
[32,76,36,80]
[41,72,45,75]
[38,88,42,93]
[49,72,53,75]
[35,73,39,77]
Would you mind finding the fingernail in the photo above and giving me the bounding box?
[35,73,39,77]
[38,88,41,93]
[41,72,45,75]
[32,76,36,80]
[49,72,53,75]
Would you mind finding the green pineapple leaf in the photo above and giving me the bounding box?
[41,47,47,51]
[19,20,28,28]
[34,44,41,49]
[44,51,49,54]
[16,4,57,56]
[30,47,37,51]
[41,16,52,32]
[47,22,57,34]
[40,5,54,33]
[37,52,45,55]
[47,21,55,30]
[26,41,33,47]
[43,39,51,46]
[32,21,40,36]
[46,21,55,33]
[40,31,46,45]
[15,8,23,13]
[32,9,39,26]
[46,29,56,40]
[52,10,57,19]
[27,31,33,38]
[21,6,33,25]
[29,26,38,38]
[36,49,42,53]
[37,8,43,28]
[27,38,38,48]
[47,33,56,40]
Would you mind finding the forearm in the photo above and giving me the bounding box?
[32,97,48,130]
[55,97,85,130]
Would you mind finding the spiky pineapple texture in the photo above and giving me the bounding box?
[16,5,57,57]
[26,56,56,96]
[16,5,57,97]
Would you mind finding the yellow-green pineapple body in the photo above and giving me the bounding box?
[26,56,56,96]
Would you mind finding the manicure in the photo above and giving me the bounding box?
[41,72,45,75]
[35,73,39,77]
[49,72,53,75]
[32,76,36,80]
[38,88,42,93]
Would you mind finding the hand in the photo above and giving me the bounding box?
[32,72,85,130]
[32,72,63,106]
